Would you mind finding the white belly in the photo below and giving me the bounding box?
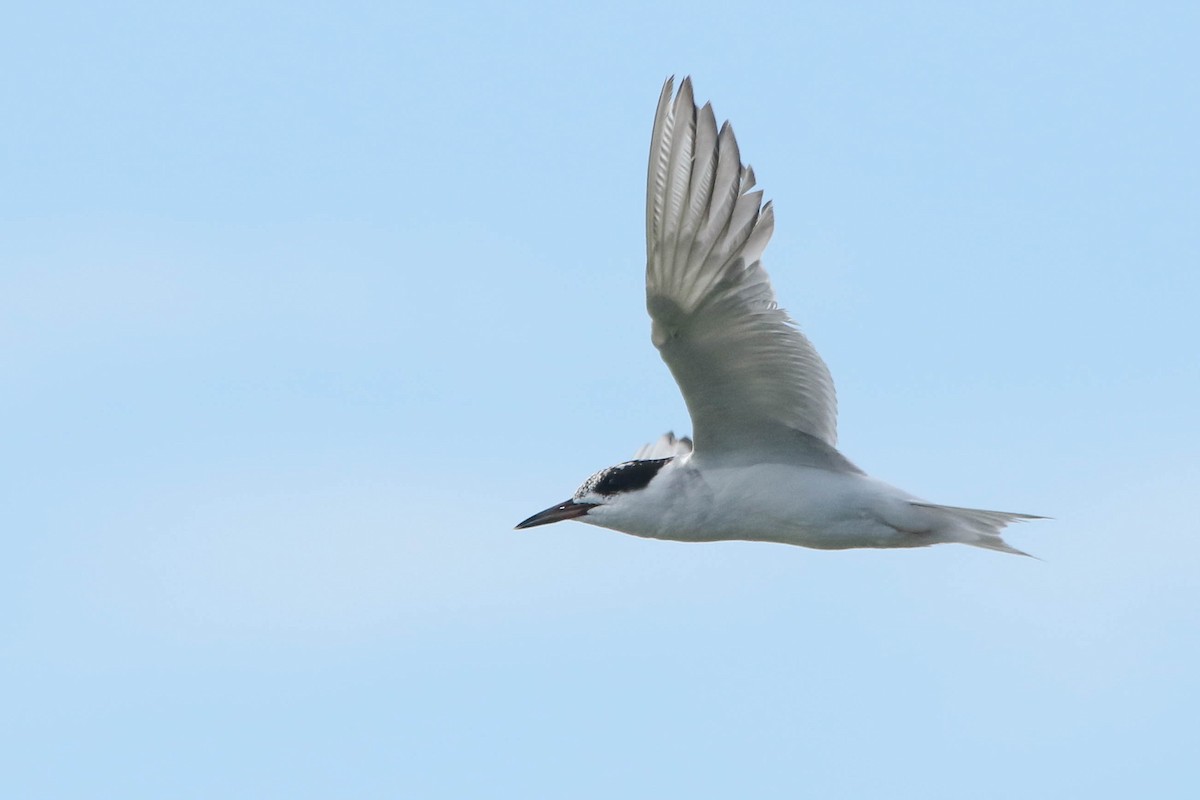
[583,460,928,550]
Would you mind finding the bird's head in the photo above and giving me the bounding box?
[514,457,674,530]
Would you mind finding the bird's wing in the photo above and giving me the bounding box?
[645,77,840,458]
[631,431,693,460]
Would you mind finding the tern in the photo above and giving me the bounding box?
[517,77,1043,555]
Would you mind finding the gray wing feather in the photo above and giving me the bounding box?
[645,77,839,455]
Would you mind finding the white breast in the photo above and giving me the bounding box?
[582,457,921,550]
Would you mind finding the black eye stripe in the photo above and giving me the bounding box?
[585,458,672,496]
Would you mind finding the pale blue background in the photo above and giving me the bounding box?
[3,2,1198,798]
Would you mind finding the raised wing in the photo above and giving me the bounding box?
[646,77,840,457]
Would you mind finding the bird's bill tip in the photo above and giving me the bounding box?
[514,500,597,530]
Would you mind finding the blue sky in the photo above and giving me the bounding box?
[3,2,1198,797]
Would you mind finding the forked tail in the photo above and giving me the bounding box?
[911,501,1046,557]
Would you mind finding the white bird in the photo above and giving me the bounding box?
[517,77,1043,555]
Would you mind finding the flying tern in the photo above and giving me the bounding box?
[517,77,1043,555]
